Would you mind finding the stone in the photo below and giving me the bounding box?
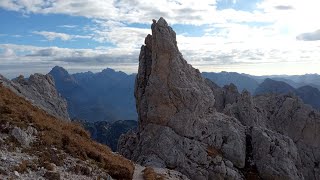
[225,160,233,168]
[212,156,223,164]
[44,171,61,180]
[26,126,38,135]
[251,127,304,180]
[229,93,320,179]
[11,127,33,147]
[1,155,7,161]
[14,171,20,177]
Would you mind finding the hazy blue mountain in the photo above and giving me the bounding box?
[48,66,80,95]
[202,71,259,93]
[78,120,137,151]
[49,66,319,122]
[49,66,137,122]
[296,85,320,110]
[287,74,320,85]
[255,78,320,109]
[248,74,320,90]
[254,78,296,95]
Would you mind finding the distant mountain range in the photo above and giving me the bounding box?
[49,66,137,122]
[48,66,320,122]
[254,78,296,95]
[255,78,320,109]
[202,71,259,93]
[250,73,320,90]
[203,71,320,94]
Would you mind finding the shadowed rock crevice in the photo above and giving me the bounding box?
[242,127,262,180]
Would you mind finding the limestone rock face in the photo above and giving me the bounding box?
[119,17,320,180]
[0,74,69,120]
[224,90,267,127]
[136,18,216,129]
[225,93,320,179]
[251,127,303,180]
[122,17,246,179]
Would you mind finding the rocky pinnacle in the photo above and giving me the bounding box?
[119,18,320,180]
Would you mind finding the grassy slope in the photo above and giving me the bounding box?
[0,84,134,179]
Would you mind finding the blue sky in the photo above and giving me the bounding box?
[0,0,320,78]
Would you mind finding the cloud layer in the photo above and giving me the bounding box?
[0,0,320,77]
[32,31,91,41]
[297,30,320,41]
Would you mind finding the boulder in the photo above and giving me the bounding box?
[11,127,33,147]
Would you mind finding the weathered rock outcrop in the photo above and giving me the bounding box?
[222,90,320,179]
[118,17,320,180]
[0,74,69,120]
[250,127,303,179]
[119,17,247,180]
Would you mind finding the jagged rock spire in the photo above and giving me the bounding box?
[135,17,216,130]
[119,18,320,180]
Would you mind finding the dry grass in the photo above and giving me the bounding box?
[43,162,56,171]
[13,160,37,173]
[13,160,28,173]
[142,167,165,180]
[0,85,134,179]
[207,146,222,158]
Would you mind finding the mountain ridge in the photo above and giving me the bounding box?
[49,66,137,122]
[0,73,69,120]
[255,78,320,109]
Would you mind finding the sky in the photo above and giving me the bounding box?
[0,0,320,78]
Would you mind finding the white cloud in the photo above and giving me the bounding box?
[1,48,15,57]
[0,0,320,76]
[32,31,91,41]
[12,34,22,38]
[257,0,320,34]
[90,20,150,50]
[0,0,237,25]
[1,25,320,77]
[297,29,320,41]
[0,43,140,78]
[58,25,78,28]
[1,0,319,28]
